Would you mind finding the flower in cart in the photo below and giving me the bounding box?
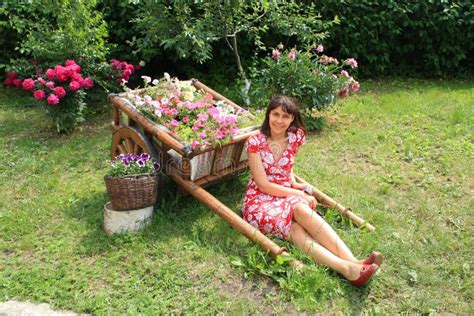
[106,153,160,177]
[122,74,259,150]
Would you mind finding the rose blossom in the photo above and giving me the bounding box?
[33,90,46,100]
[45,81,55,89]
[45,69,56,80]
[341,70,350,77]
[22,78,36,91]
[81,77,94,88]
[316,44,324,53]
[54,86,66,98]
[69,81,81,92]
[47,94,60,105]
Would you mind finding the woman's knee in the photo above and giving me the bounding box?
[294,204,323,224]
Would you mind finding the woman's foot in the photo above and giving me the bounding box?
[350,263,379,288]
[362,251,383,266]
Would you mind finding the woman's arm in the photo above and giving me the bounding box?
[248,152,306,198]
[290,167,306,190]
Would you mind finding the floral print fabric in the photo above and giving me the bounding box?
[242,128,308,239]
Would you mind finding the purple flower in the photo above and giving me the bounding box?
[140,153,150,161]
[136,159,145,167]
[153,162,160,170]
[123,158,130,166]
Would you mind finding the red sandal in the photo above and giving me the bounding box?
[363,251,383,266]
[350,263,379,288]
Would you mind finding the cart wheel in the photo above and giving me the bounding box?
[111,126,157,160]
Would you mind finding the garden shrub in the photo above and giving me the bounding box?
[312,0,474,77]
[250,44,359,130]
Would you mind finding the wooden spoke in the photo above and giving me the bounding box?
[111,126,157,160]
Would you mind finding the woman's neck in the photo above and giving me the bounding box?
[269,131,287,141]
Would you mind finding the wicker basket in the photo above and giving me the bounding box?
[104,173,159,211]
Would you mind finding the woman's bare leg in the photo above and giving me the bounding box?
[293,204,361,263]
[288,222,362,280]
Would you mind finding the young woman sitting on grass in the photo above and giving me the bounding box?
[242,95,382,287]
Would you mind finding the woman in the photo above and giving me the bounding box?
[242,95,382,287]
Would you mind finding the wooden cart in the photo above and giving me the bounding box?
[109,79,374,264]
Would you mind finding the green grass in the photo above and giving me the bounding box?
[0,79,473,314]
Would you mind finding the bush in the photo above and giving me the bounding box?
[313,0,474,77]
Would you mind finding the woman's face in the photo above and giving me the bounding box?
[269,106,294,135]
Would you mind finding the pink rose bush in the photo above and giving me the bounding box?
[9,60,95,132]
[123,74,256,150]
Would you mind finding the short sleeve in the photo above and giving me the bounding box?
[245,134,260,154]
[295,128,306,148]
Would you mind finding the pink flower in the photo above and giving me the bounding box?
[65,60,77,67]
[197,113,209,121]
[215,130,226,139]
[182,116,189,123]
[37,77,46,86]
[22,78,36,91]
[69,81,81,92]
[338,87,349,98]
[169,119,179,127]
[47,94,60,105]
[45,69,56,80]
[316,44,324,53]
[12,79,23,87]
[81,77,94,88]
[226,116,238,124]
[191,140,201,150]
[320,55,329,65]
[341,70,350,77]
[33,90,46,100]
[346,58,358,69]
[351,82,360,92]
[288,51,296,60]
[4,78,13,86]
[198,131,206,138]
[6,72,17,79]
[36,68,43,75]
[70,72,83,82]
[45,81,55,89]
[54,86,66,98]
[272,49,281,59]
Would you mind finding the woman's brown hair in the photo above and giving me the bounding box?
[260,95,306,137]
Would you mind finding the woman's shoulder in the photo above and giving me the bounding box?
[288,127,306,146]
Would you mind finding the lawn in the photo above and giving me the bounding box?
[0,79,472,314]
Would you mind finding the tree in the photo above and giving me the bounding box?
[132,0,336,105]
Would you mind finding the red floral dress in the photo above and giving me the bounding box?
[242,128,308,240]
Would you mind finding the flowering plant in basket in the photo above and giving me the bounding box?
[122,74,259,150]
[106,153,160,177]
[105,153,161,211]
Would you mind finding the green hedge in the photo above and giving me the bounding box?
[313,0,474,77]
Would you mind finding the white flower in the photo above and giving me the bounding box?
[279,157,289,166]
[141,76,152,84]
[152,79,159,85]
[164,72,171,82]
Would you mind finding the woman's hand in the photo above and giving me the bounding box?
[291,182,306,190]
[304,195,318,210]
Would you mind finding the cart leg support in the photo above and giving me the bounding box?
[168,166,304,269]
[295,175,375,232]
